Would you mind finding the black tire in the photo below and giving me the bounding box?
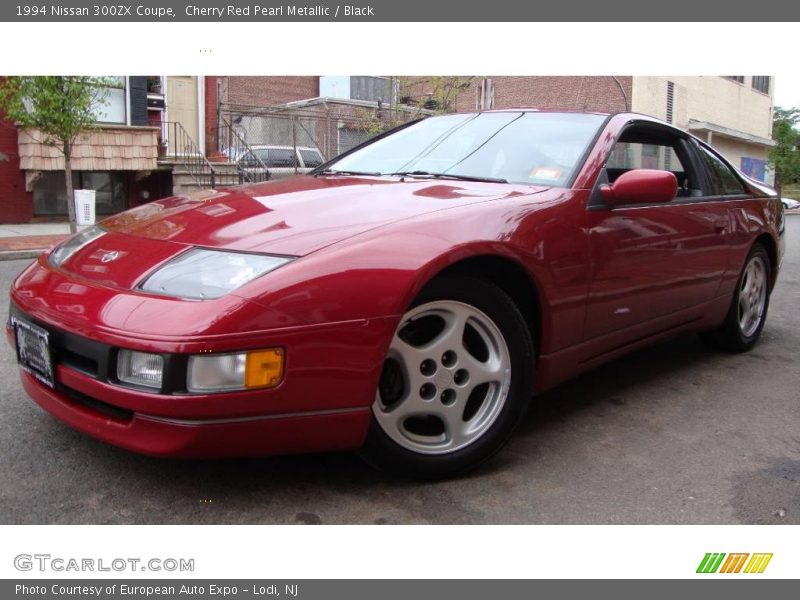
[360,275,534,479]
[699,244,771,353]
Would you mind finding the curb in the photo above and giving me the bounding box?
[0,250,43,262]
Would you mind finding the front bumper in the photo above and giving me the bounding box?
[20,368,371,458]
[8,301,394,458]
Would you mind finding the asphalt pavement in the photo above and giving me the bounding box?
[1,218,798,524]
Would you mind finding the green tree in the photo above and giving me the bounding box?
[358,76,477,137]
[768,107,800,197]
[0,76,110,233]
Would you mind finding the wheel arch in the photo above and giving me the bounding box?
[418,253,544,361]
[753,233,778,290]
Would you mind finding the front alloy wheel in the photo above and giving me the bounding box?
[363,276,533,478]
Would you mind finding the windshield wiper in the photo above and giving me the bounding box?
[314,168,382,177]
[390,171,508,184]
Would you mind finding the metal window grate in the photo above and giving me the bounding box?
[666,81,674,124]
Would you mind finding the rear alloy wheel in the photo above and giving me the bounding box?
[363,276,533,478]
[700,244,771,352]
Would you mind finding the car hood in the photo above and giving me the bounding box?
[98,175,549,256]
[55,176,549,291]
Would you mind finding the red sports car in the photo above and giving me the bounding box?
[8,111,785,478]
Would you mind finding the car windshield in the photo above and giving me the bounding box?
[326,112,606,187]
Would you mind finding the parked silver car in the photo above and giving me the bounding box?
[237,145,325,180]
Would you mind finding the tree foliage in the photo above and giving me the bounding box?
[0,76,110,232]
[358,76,476,137]
[768,107,800,194]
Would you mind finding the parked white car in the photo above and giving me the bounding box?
[780,197,800,210]
[237,145,325,180]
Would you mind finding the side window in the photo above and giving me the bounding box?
[267,148,298,168]
[607,142,683,172]
[697,146,747,196]
[606,138,694,196]
[299,149,324,168]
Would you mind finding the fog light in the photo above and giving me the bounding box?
[187,348,284,393]
[117,350,164,389]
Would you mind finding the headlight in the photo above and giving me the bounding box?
[138,248,294,300]
[49,226,105,267]
[117,350,164,389]
[187,349,285,393]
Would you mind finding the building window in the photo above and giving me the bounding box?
[752,76,771,94]
[724,76,745,84]
[92,77,127,124]
[33,171,129,216]
[319,76,394,104]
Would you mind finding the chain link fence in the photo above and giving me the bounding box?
[216,101,428,165]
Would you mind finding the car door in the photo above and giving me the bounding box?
[582,123,731,344]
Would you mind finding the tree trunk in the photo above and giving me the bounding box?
[63,141,77,234]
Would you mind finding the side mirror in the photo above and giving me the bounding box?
[600,169,678,206]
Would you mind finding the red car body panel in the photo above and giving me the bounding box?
[8,111,785,458]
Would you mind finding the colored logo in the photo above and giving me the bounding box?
[696,553,773,574]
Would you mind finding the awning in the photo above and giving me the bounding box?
[686,119,776,147]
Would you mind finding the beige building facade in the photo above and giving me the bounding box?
[631,76,775,182]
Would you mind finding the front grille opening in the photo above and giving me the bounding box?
[57,349,99,377]
[59,385,134,423]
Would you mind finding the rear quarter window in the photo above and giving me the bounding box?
[698,146,747,196]
[299,149,324,168]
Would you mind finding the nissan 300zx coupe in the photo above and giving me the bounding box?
[8,111,785,478]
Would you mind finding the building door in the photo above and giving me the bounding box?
[167,76,200,154]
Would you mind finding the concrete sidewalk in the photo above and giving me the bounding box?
[0,223,72,261]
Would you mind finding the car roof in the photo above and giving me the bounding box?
[248,145,321,152]
[477,108,611,117]
[453,108,695,138]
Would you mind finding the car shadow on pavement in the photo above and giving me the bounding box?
[518,333,717,436]
[14,332,726,524]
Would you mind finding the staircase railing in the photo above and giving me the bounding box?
[217,114,271,184]
[160,121,219,188]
